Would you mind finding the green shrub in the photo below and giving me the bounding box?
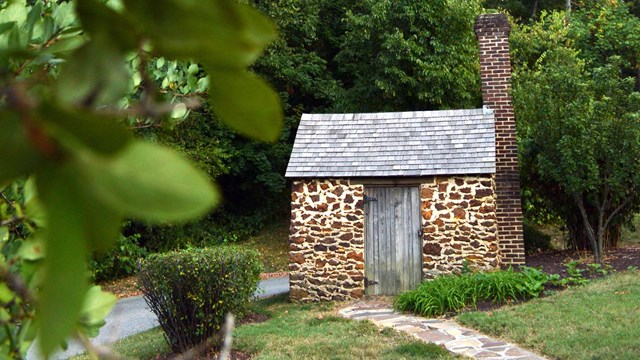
[90,233,147,282]
[394,268,550,317]
[127,214,265,252]
[137,246,262,353]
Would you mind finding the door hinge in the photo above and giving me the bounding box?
[364,195,378,203]
[364,277,379,288]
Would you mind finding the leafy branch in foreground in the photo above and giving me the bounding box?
[0,0,282,357]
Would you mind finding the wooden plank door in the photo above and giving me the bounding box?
[364,186,422,295]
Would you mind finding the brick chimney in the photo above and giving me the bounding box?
[475,14,525,265]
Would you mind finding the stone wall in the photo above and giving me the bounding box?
[421,176,499,278]
[289,179,365,302]
[290,176,500,301]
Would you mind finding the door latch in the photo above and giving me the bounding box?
[364,277,379,288]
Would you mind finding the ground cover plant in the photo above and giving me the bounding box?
[394,267,550,317]
[72,294,457,360]
[458,271,640,359]
[138,247,262,353]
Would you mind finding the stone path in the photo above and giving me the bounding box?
[339,306,547,360]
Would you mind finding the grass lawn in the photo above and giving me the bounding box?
[237,220,289,273]
[621,214,640,246]
[73,294,456,360]
[457,271,640,359]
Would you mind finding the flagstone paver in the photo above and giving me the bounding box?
[339,306,547,360]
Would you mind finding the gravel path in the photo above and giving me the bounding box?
[27,276,290,360]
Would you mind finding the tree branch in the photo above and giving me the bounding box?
[0,269,34,306]
[97,97,202,123]
[0,192,16,210]
[0,217,25,227]
[531,0,539,19]
[603,196,633,231]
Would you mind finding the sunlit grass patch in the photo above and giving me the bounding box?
[73,294,457,359]
[458,271,640,359]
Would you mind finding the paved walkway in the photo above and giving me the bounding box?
[339,306,547,360]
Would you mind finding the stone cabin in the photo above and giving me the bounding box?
[285,14,525,302]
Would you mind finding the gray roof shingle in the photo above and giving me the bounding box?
[285,108,496,178]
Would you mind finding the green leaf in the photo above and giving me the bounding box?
[77,185,123,252]
[0,111,46,183]
[41,35,86,56]
[24,177,46,227]
[30,154,123,253]
[50,1,76,28]
[83,141,219,223]
[56,35,130,106]
[40,15,53,42]
[0,283,13,303]
[170,103,187,119]
[0,0,27,43]
[75,0,138,51]
[0,307,10,322]
[122,0,277,68]
[0,0,27,20]
[18,237,45,261]
[209,69,283,142]
[7,23,22,49]
[78,286,117,337]
[36,164,89,356]
[37,102,132,155]
[187,63,199,75]
[0,22,14,36]
[24,1,42,42]
[0,227,8,243]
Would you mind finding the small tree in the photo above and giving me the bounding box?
[515,49,640,262]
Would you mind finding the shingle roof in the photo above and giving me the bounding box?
[285,108,496,178]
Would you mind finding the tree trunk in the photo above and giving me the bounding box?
[605,223,621,248]
[596,207,605,263]
[531,0,539,19]
[565,0,571,13]
[574,195,601,263]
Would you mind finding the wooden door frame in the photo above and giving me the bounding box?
[363,185,423,295]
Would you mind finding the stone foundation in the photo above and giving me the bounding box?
[421,176,499,278]
[289,179,365,302]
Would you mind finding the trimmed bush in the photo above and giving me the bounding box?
[138,246,262,352]
[394,267,550,317]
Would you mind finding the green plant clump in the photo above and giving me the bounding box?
[90,232,147,282]
[137,246,262,353]
[394,267,550,317]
